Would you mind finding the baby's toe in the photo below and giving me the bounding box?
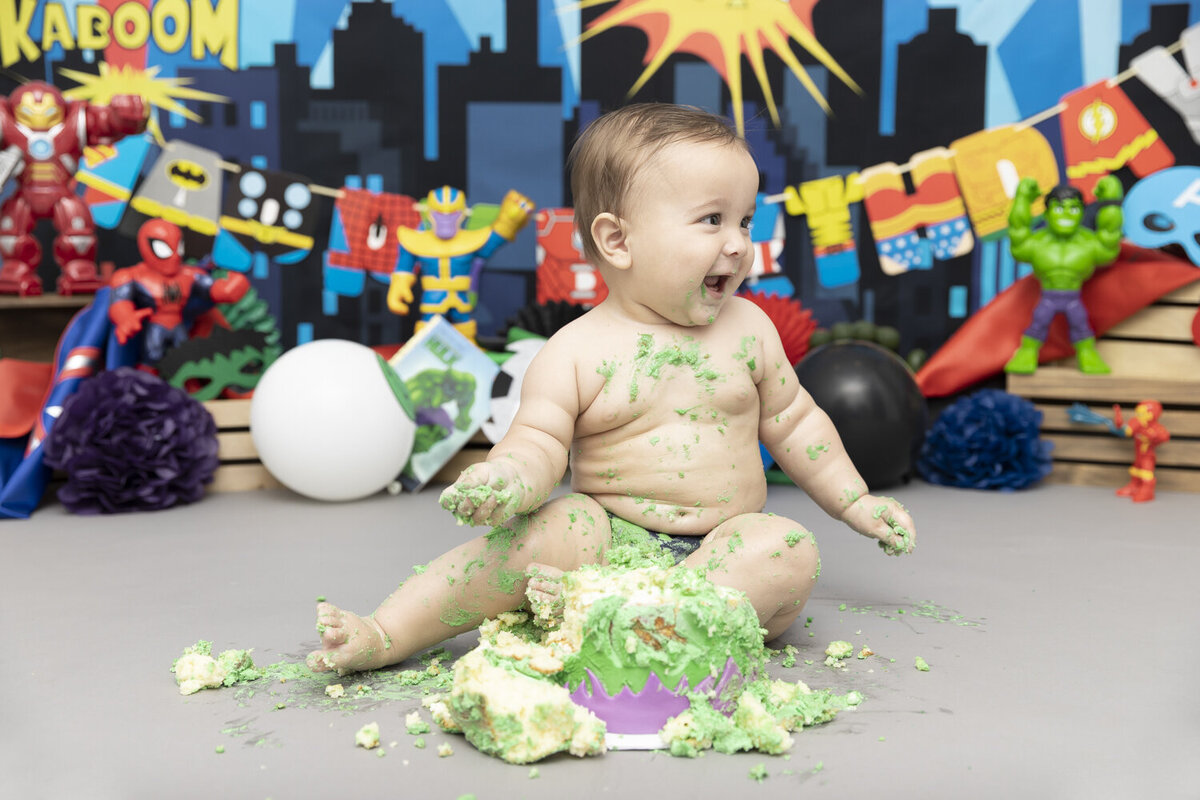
[306,649,338,673]
[316,604,349,645]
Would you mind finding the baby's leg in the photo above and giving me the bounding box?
[308,493,610,674]
[684,513,820,641]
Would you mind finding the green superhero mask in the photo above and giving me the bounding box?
[160,328,279,401]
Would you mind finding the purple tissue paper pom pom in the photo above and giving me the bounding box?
[916,388,1053,491]
[42,368,219,514]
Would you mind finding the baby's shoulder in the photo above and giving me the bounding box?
[529,309,614,370]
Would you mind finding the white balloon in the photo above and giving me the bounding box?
[250,339,415,501]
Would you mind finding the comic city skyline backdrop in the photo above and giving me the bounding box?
[3,0,1200,357]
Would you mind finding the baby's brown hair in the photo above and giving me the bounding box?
[567,103,749,266]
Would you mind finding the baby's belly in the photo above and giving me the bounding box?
[571,435,768,534]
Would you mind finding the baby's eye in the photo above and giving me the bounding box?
[741,216,753,230]
[702,213,721,225]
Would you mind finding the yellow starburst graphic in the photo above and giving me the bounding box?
[60,62,228,147]
[578,0,860,135]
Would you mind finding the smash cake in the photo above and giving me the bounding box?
[426,563,862,763]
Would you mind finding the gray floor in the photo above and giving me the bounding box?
[1,478,1197,800]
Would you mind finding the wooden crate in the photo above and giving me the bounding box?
[1006,281,1200,493]
[202,399,281,493]
[201,398,491,491]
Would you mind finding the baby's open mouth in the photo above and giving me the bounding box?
[703,275,729,295]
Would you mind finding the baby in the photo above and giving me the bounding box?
[309,103,915,675]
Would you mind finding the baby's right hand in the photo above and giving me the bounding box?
[438,461,522,527]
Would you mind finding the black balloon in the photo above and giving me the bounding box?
[794,341,928,490]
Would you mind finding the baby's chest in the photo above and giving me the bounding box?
[578,340,759,432]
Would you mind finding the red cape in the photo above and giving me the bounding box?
[916,243,1200,397]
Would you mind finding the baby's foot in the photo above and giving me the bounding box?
[307,603,396,675]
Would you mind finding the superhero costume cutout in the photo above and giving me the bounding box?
[950,125,1060,241]
[213,168,322,271]
[859,148,973,275]
[0,81,147,296]
[1059,81,1173,202]
[1004,177,1124,375]
[123,140,224,255]
[780,173,862,288]
[109,219,249,369]
[75,134,154,229]
[325,188,421,299]
[387,186,534,342]
[1131,23,1200,147]
[742,195,791,297]
[535,207,608,307]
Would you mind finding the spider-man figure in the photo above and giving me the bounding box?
[0,80,147,296]
[109,219,249,368]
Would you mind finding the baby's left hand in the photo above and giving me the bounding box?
[842,494,916,556]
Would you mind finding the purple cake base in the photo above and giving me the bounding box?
[567,658,748,735]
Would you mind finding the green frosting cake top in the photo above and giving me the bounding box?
[556,565,767,696]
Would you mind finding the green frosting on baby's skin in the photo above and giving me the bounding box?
[872,497,914,555]
[628,334,723,402]
[442,483,517,526]
[805,442,829,460]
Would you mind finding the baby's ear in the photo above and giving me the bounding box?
[591,212,631,271]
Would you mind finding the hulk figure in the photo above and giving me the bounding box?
[1004,175,1124,374]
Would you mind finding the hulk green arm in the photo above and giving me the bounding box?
[1091,175,1124,264]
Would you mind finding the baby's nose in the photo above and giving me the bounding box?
[723,233,745,258]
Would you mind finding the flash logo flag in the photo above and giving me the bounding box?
[213,168,322,270]
[1060,81,1174,201]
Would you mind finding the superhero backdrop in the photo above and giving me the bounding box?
[2,0,1200,359]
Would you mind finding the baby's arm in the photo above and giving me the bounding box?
[439,335,578,527]
[755,313,915,555]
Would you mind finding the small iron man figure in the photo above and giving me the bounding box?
[388,186,534,342]
[1113,401,1170,503]
[109,219,249,369]
[0,80,148,296]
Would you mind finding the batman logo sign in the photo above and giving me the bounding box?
[168,159,210,190]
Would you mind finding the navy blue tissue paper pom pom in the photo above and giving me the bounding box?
[916,388,1053,490]
[43,368,219,514]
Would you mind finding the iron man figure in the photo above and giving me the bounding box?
[109,219,249,369]
[1113,401,1171,503]
[0,80,148,296]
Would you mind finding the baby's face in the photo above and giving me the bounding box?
[616,139,759,326]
